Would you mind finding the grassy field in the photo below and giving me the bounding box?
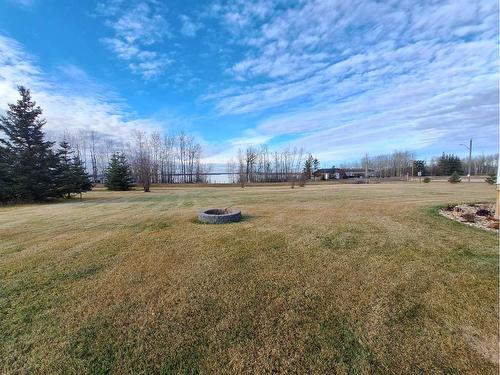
[0,182,498,374]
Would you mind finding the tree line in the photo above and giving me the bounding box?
[225,145,312,183]
[61,128,209,185]
[340,150,497,178]
[1,86,496,203]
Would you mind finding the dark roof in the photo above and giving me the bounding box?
[314,168,375,174]
[345,168,375,172]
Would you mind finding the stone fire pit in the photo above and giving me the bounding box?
[198,208,242,224]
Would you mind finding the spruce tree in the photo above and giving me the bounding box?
[71,155,92,197]
[303,154,314,179]
[54,141,93,198]
[0,86,58,201]
[438,153,463,175]
[413,160,426,175]
[104,153,134,191]
[55,141,75,198]
[0,145,13,202]
[448,171,461,183]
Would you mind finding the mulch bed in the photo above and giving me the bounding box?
[440,203,499,232]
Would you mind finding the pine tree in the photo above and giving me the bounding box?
[313,158,320,174]
[448,171,461,183]
[104,153,134,191]
[413,160,426,175]
[303,154,314,179]
[71,155,92,197]
[53,141,92,199]
[0,145,13,202]
[0,86,58,201]
[438,153,463,175]
[55,141,75,198]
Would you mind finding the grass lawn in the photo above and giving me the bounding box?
[0,182,498,374]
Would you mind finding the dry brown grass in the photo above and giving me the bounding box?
[0,182,498,374]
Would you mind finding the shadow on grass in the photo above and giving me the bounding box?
[190,214,258,225]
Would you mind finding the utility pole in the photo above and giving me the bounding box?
[468,138,472,183]
[496,153,500,220]
[365,153,369,184]
[460,139,472,182]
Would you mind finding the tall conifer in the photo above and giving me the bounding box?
[0,86,57,201]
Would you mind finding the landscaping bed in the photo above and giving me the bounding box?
[440,203,499,232]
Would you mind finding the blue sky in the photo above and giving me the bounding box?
[0,0,498,165]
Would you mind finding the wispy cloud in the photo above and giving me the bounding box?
[97,0,172,79]
[204,0,499,159]
[180,15,201,37]
[0,34,162,141]
[7,0,35,8]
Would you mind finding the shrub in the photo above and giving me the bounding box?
[476,209,491,217]
[484,173,496,185]
[423,177,431,183]
[461,213,475,222]
[448,171,461,183]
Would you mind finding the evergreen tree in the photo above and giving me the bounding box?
[303,154,314,179]
[413,160,426,175]
[448,171,461,183]
[55,141,75,198]
[104,153,134,191]
[53,141,92,198]
[313,158,320,174]
[71,155,92,197]
[0,145,13,202]
[0,86,58,201]
[438,153,463,175]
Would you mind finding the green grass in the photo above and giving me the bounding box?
[0,182,498,374]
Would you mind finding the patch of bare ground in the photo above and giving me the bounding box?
[462,325,499,365]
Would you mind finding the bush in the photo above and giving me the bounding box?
[461,213,475,222]
[476,209,491,217]
[485,173,496,185]
[423,177,431,183]
[448,171,461,183]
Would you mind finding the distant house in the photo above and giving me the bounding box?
[314,168,341,180]
[343,168,376,178]
[314,168,376,179]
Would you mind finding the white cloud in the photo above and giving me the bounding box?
[204,0,499,160]
[97,1,171,79]
[0,34,162,142]
[180,15,201,37]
